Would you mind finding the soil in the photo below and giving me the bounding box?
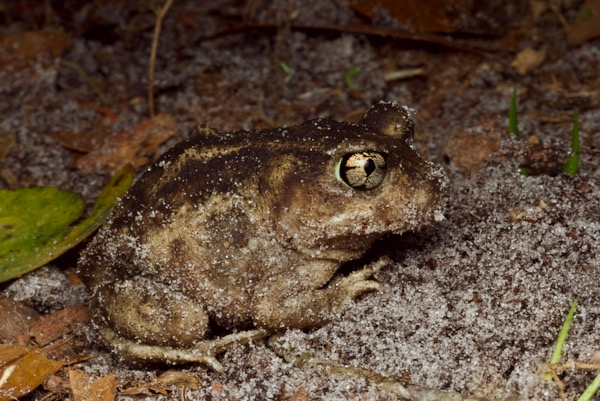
[1,1,599,400]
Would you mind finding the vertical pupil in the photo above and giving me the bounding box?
[338,151,387,190]
[363,158,376,176]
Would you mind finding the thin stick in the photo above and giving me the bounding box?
[148,0,174,118]
[551,362,600,374]
[551,368,567,401]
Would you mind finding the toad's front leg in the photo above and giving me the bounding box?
[252,257,390,330]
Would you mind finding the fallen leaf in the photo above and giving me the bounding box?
[567,0,600,45]
[440,118,502,176]
[0,29,69,97]
[154,370,199,389]
[0,294,40,342]
[0,30,69,67]
[77,113,179,173]
[44,374,70,395]
[0,343,29,364]
[510,47,547,75]
[0,165,133,283]
[0,344,64,401]
[28,303,90,346]
[46,127,113,154]
[121,370,199,395]
[0,187,84,277]
[69,369,116,401]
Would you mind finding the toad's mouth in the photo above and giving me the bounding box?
[316,231,383,250]
[296,232,385,264]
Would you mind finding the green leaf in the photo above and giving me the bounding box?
[563,108,580,176]
[0,164,133,283]
[0,188,83,265]
[508,87,519,138]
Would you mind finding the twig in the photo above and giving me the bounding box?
[148,0,175,118]
[202,23,501,54]
[551,367,567,401]
[549,362,600,374]
[549,4,571,31]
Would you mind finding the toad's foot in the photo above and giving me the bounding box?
[332,256,392,300]
[100,327,270,371]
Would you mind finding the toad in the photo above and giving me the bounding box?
[78,102,446,370]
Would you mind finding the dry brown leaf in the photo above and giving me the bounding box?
[0,343,29,364]
[0,344,64,401]
[44,374,70,395]
[0,29,69,70]
[440,118,502,176]
[46,127,113,154]
[0,294,40,342]
[0,29,69,100]
[77,113,180,173]
[510,47,547,75]
[567,0,600,45]
[28,303,91,347]
[120,370,199,395]
[155,370,199,389]
[69,369,116,401]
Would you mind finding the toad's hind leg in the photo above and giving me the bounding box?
[93,277,270,370]
[93,277,210,349]
[100,326,270,371]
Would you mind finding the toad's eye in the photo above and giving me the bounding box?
[336,152,387,190]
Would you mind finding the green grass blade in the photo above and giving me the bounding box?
[563,108,580,176]
[274,59,292,83]
[577,373,600,401]
[508,87,519,138]
[545,300,578,381]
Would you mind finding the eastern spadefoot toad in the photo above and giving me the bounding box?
[78,102,446,370]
